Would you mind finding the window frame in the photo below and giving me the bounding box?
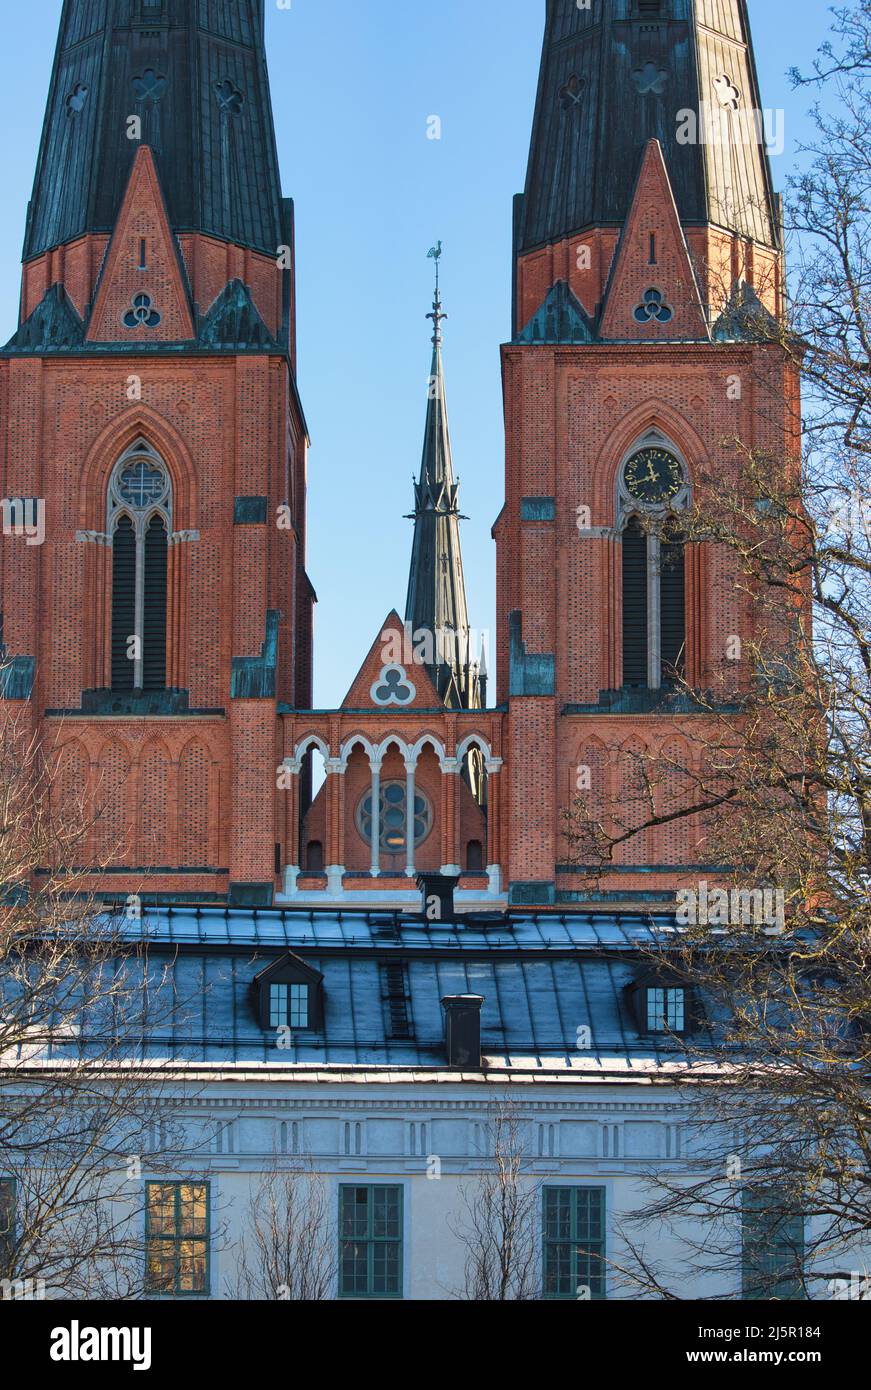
[741,1189,806,1301]
[338,1184,404,1300]
[0,1178,16,1267]
[355,780,433,856]
[542,1185,607,1301]
[617,431,690,692]
[107,440,171,692]
[144,1180,211,1298]
[254,952,323,1033]
[646,985,686,1034]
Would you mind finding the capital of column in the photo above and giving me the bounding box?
[439,757,460,775]
[325,758,346,776]
[485,757,504,775]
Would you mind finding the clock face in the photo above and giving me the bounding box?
[624,447,684,504]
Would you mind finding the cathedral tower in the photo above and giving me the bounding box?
[0,0,312,907]
[496,0,798,907]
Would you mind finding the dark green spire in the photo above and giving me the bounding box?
[25,0,287,261]
[405,249,481,711]
[517,0,779,254]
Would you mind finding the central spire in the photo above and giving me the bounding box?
[405,247,481,711]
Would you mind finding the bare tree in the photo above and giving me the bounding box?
[449,1103,541,1301]
[561,1,871,1298]
[0,702,199,1298]
[227,1158,336,1301]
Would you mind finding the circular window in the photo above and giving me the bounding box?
[356,781,433,855]
[117,460,168,508]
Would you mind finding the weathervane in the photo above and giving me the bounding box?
[426,241,448,346]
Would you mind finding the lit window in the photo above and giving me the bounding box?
[145,1182,209,1296]
[646,987,685,1033]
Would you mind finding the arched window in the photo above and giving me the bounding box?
[108,443,171,692]
[356,782,433,856]
[618,435,689,690]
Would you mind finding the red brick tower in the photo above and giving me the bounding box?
[496,0,797,908]
[0,0,312,907]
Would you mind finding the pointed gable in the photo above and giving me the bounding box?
[199,280,275,349]
[599,141,709,344]
[4,285,83,352]
[86,146,195,344]
[342,612,443,711]
[515,281,594,345]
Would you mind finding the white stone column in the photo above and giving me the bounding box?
[485,756,504,895]
[370,760,382,878]
[404,759,417,879]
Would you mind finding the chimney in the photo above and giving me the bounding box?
[441,995,484,1069]
[417,872,460,922]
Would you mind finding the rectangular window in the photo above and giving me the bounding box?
[742,1191,805,1300]
[647,987,685,1032]
[269,983,288,1028]
[0,1180,15,1265]
[339,1185,403,1298]
[289,984,308,1029]
[543,1187,606,1299]
[145,1182,209,1296]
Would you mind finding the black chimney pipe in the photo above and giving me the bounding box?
[417,872,460,922]
[441,995,484,1069]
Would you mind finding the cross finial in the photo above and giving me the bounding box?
[426,241,448,346]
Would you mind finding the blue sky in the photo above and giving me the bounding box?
[1,0,832,706]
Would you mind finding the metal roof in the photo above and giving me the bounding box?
[129,905,682,952]
[517,0,779,254]
[61,907,713,1073]
[25,0,286,261]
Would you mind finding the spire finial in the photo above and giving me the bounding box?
[426,241,448,346]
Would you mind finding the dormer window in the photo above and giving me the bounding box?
[269,982,309,1029]
[628,973,694,1036]
[254,952,323,1033]
[647,986,685,1033]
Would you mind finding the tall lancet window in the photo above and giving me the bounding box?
[618,434,689,691]
[108,442,171,692]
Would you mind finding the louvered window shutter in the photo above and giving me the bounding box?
[143,516,168,691]
[622,518,648,688]
[111,516,136,691]
[660,536,686,682]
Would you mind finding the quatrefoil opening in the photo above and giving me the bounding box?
[559,74,586,111]
[216,79,245,115]
[133,69,168,103]
[632,61,668,96]
[371,665,416,707]
[714,73,741,111]
[66,83,89,115]
[633,288,674,325]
